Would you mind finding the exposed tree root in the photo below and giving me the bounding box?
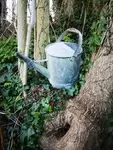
[40,18,113,150]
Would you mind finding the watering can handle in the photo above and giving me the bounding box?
[56,28,83,48]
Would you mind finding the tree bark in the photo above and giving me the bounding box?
[0,0,6,25]
[17,0,27,83]
[40,19,113,150]
[34,0,49,60]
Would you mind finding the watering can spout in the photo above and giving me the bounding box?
[16,52,49,79]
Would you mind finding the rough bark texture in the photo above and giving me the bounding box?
[40,19,113,150]
[35,0,49,60]
[0,0,6,25]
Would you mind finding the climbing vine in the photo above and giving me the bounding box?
[0,0,113,150]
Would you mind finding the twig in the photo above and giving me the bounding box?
[50,21,57,41]
[82,8,87,35]
[0,35,14,50]
[0,20,16,38]
[8,112,22,150]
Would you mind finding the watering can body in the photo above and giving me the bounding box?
[46,42,82,88]
[16,28,83,89]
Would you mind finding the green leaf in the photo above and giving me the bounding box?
[4,82,12,86]
[27,127,35,139]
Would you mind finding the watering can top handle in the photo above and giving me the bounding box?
[56,28,83,47]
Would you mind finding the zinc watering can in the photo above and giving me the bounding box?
[16,28,83,89]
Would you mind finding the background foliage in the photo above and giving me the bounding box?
[0,0,113,150]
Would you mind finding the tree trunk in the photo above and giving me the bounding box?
[34,0,49,60]
[17,0,27,83]
[12,0,16,22]
[40,19,113,150]
[0,0,6,25]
